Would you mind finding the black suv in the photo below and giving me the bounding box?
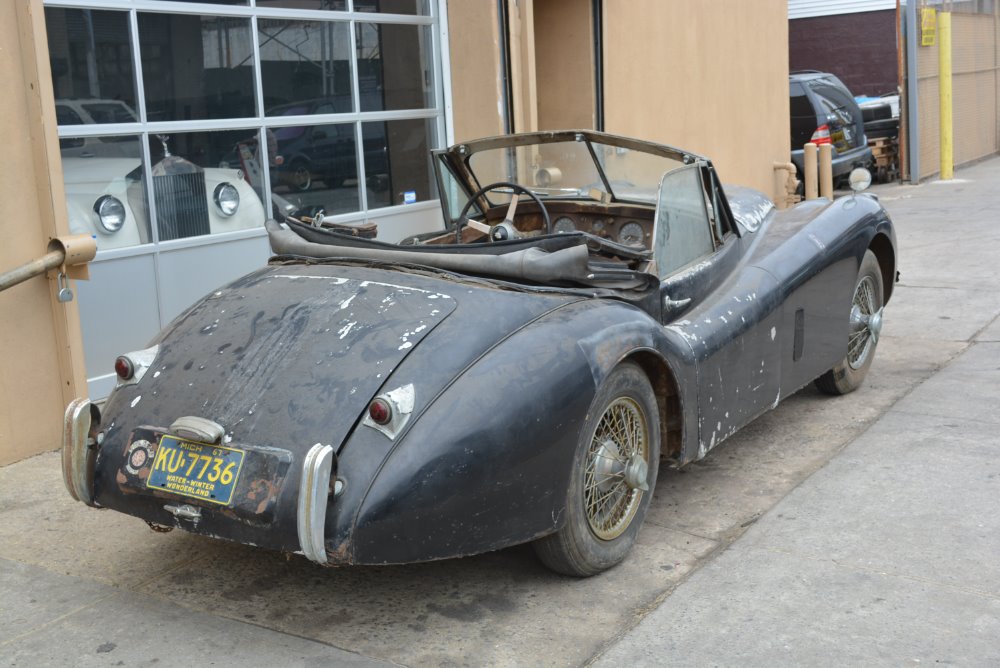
[789,71,872,182]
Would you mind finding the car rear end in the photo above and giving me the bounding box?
[790,73,872,182]
[60,262,582,565]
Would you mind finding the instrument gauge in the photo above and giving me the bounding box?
[618,221,645,247]
[553,216,576,234]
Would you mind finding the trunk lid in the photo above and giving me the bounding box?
[121,263,458,451]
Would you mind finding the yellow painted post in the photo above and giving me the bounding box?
[939,11,953,180]
[804,142,818,200]
[818,143,834,199]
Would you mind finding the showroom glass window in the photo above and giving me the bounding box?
[44,0,443,249]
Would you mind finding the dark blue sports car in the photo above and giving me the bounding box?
[63,131,896,576]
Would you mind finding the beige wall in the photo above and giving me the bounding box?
[534,0,595,131]
[447,0,790,198]
[0,0,86,466]
[447,0,506,142]
[602,0,790,197]
[916,11,999,180]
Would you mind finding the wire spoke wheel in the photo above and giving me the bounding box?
[847,275,878,369]
[583,397,649,541]
[532,361,661,576]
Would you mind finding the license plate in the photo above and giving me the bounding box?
[146,435,245,506]
[831,129,848,150]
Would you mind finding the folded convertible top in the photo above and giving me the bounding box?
[266,219,658,292]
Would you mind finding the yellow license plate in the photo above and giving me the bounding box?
[146,435,245,506]
[831,129,848,150]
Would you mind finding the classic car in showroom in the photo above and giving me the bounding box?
[62,130,896,576]
[63,152,266,250]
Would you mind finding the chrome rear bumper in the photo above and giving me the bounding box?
[297,443,335,565]
[62,397,97,506]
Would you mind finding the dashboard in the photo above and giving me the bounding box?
[491,202,655,249]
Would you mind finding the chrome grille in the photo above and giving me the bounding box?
[154,172,210,241]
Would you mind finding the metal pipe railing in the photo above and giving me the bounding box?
[0,250,65,293]
[0,234,97,295]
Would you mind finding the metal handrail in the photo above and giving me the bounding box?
[0,234,97,295]
[0,250,66,293]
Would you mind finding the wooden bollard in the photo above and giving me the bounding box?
[819,143,833,199]
[803,142,818,200]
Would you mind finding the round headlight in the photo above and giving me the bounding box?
[93,195,126,233]
[213,182,240,217]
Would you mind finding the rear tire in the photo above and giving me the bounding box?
[815,250,884,395]
[533,361,660,576]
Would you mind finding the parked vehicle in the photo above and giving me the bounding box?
[856,93,900,140]
[56,98,140,159]
[63,153,266,250]
[266,99,388,192]
[62,130,896,576]
[790,71,873,182]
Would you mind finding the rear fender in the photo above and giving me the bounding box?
[347,299,695,565]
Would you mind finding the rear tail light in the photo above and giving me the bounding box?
[112,344,159,387]
[811,124,832,145]
[368,398,392,425]
[114,356,135,380]
[362,384,415,439]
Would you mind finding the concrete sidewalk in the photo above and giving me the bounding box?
[595,336,1000,666]
[594,162,1000,666]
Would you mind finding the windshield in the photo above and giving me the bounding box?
[465,137,684,206]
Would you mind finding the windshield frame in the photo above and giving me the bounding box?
[434,130,704,228]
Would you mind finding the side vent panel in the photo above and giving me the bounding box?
[793,308,805,362]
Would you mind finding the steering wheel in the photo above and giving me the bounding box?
[455,181,552,243]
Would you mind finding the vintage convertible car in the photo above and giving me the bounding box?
[62,131,896,576]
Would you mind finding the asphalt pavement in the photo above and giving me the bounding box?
[2,157,999,667]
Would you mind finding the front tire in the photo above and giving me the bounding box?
[815,250,884,395]
[533,361,660,576]
[289,160,312,192]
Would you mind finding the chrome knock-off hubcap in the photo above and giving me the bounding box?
[624,454,649,492]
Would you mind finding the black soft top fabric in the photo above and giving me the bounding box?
[267,219,659,296]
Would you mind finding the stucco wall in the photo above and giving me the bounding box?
[534,0,595,131]
[447,1,506,142]
[602,0,790,198]
[789,9,898,97]
[0,0,85,466]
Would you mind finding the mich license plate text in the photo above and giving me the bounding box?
[146,436,245,506]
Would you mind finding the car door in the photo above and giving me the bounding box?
[654,164,783,458]
[654,163,740,319]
